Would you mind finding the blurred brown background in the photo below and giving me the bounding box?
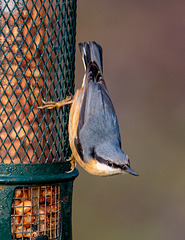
[72,0,185,239]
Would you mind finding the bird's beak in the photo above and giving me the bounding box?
[123,165,139,176]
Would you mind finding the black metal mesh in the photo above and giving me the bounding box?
[11,185,61,239]
[0,0,76,164]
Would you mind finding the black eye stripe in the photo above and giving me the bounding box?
[93,149,123,169]
[112,162,122,169]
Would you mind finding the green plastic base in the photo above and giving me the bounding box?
[0,163,78,240]
[0,162,78,185]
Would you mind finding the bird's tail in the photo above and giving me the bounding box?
[79,41,103,74]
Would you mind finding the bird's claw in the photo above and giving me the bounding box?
[38,95,73,109]
[66,155,77,173]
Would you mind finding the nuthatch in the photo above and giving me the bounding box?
[40,41,138,177]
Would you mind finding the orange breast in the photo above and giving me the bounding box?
[68,88,99,175]
[68,88,84,165]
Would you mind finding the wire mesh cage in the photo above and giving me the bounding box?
[11,186,61,239]
[0,0,76,164]
[0,0,78,239]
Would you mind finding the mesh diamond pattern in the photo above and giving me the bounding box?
[0,0,76,164]
[11,185,61,240]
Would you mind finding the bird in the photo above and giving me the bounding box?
[39,41,138,177]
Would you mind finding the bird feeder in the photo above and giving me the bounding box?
[0,0,78,239]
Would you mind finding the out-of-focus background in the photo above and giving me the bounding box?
[72,1,185,239]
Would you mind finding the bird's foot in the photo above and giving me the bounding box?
[39,95,73,109]
[66,154,77,173]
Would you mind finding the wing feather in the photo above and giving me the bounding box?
[75,69,122,161]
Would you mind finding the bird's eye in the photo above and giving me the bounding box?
[122,165,127,171]
[108,161,113,167]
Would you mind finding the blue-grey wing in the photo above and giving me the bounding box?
[75,71,122,161]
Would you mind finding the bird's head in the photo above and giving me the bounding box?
[87,142,139,176]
